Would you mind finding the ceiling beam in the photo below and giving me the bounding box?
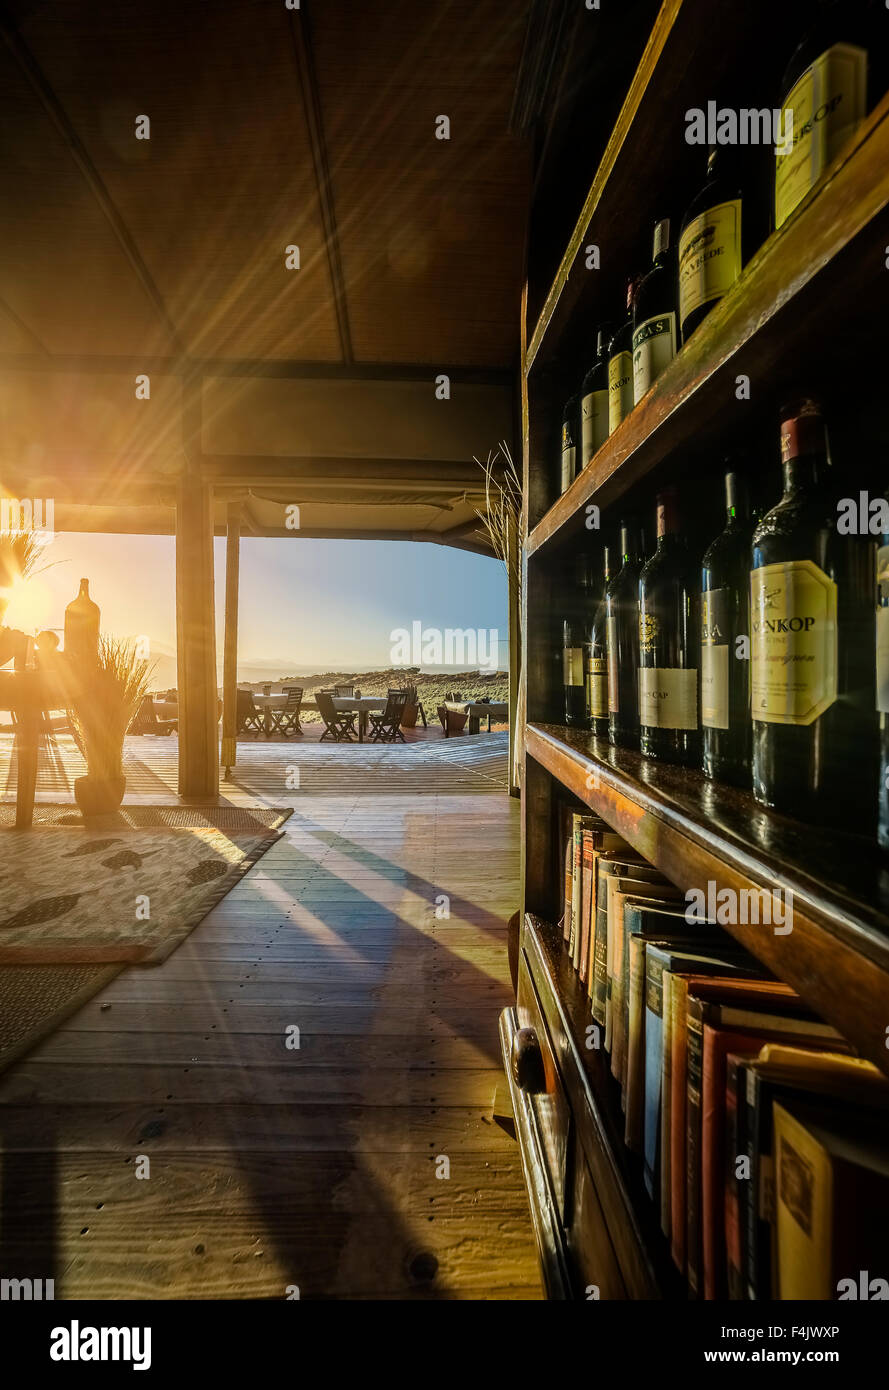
[287,7,353,364]
[0,11,184,355]
[0,354,514,385]
[200,455,489,488]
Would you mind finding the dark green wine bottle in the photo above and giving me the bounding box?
[563,553,594,728]
[638,488,700,764]
[701,470,752,785]
[607,522,645,748]
[588,545,612,738]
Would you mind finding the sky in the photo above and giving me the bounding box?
[4,531,508,681]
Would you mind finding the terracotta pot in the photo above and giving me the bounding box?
[74,773,126,816]
[400,702,418,728]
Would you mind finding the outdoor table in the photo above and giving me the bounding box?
[331,696,385,743]
[253,692,286,735]
[443,699,508,734]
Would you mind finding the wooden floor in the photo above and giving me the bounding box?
[0,733,541,1299]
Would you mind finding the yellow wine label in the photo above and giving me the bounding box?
[563,647,583,685]
[586,654,608,717]
[581,388,609,467]
[678,199,742,327]
[638,666,698,730]
[775,43,867,229]
[751,560,837,725]
[608,350,633,433]
[632,312,676,404]
[606,614,620,713]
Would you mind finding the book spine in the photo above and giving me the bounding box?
[643,953,666,1198]
[725,1056,743,1300]
[670,981,689,1272]
[568,817,582,957]
[686,1004,704,1298]
[660,973,675,1236]
[592,879,609,1025]
[624,933,646,1150]
[578,830,595,979]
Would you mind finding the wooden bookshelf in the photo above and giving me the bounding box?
[507,0,889,1300]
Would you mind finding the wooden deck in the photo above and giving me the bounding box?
[0,733,541,1299]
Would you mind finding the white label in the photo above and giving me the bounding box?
[632,312,677,404]
[560,446,576,494]
[638,666,698,730]
[581,389,609,467]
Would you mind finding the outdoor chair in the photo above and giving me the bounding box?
[272,686,304,735]
[317,690,357,742]
[236,688,264,734]
[368,691,407,743]
[333,683,355,697]
[130,694,177,736]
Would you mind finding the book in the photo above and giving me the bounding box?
[623,903,702,1152]
[602,861,665,1048]
[685,982,841,1300]
[642,947,757,1215]
[568,814,594,958]
[591,853,644,1028]
[577,824,627,981]
[774,1099,889,1300]
[609,884,683,1093]
[735,1046,883,1302]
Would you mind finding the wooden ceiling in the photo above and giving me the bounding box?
[0,0,532,545]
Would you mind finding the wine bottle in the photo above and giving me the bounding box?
[678,147,743,343]
[638,489,700,764]
[608,281,637,435]
[632,219,677,406]
[607,522,645,748]
[774,0,875,230]
[751,400,876,827]
[580,326,612,470]
[563,553,594,728]
[559,394,580,495]
[701,470,752,784]
[64,578,100,663]
[588,545,612,738]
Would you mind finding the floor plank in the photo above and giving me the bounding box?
[0,733,540,1299]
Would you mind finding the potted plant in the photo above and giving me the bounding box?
[65,636,154,815]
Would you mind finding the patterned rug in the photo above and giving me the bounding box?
[0,804,291,964]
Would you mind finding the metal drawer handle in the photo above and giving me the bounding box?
[511,1026,547,1094]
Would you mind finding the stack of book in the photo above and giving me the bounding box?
[557,803,889,1300]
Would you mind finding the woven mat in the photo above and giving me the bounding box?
[0,962,122,1074]
[0,803,291,964]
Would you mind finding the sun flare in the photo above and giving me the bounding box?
[1,575,54,633]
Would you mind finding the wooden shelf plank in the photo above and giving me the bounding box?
[525,0,685,372]
[520,912,683,1298]
[526,90,889,556]
[525,722,889,1075]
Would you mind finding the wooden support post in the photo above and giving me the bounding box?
[176,479,218,799]
[507,510,521,799]
[221,502,242,778]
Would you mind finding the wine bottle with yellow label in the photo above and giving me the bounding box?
[563,553,594,728]
[751,400,876,827]
[580,327,612,470]
[559,393,580,495]
[678,148,743,343]
[608,280,637,435]
[701,470,752,785]
[632,220,676,406]
[638,489,700,765]
[774,0,881,230]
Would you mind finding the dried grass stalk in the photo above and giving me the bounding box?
[65,636,155,780]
